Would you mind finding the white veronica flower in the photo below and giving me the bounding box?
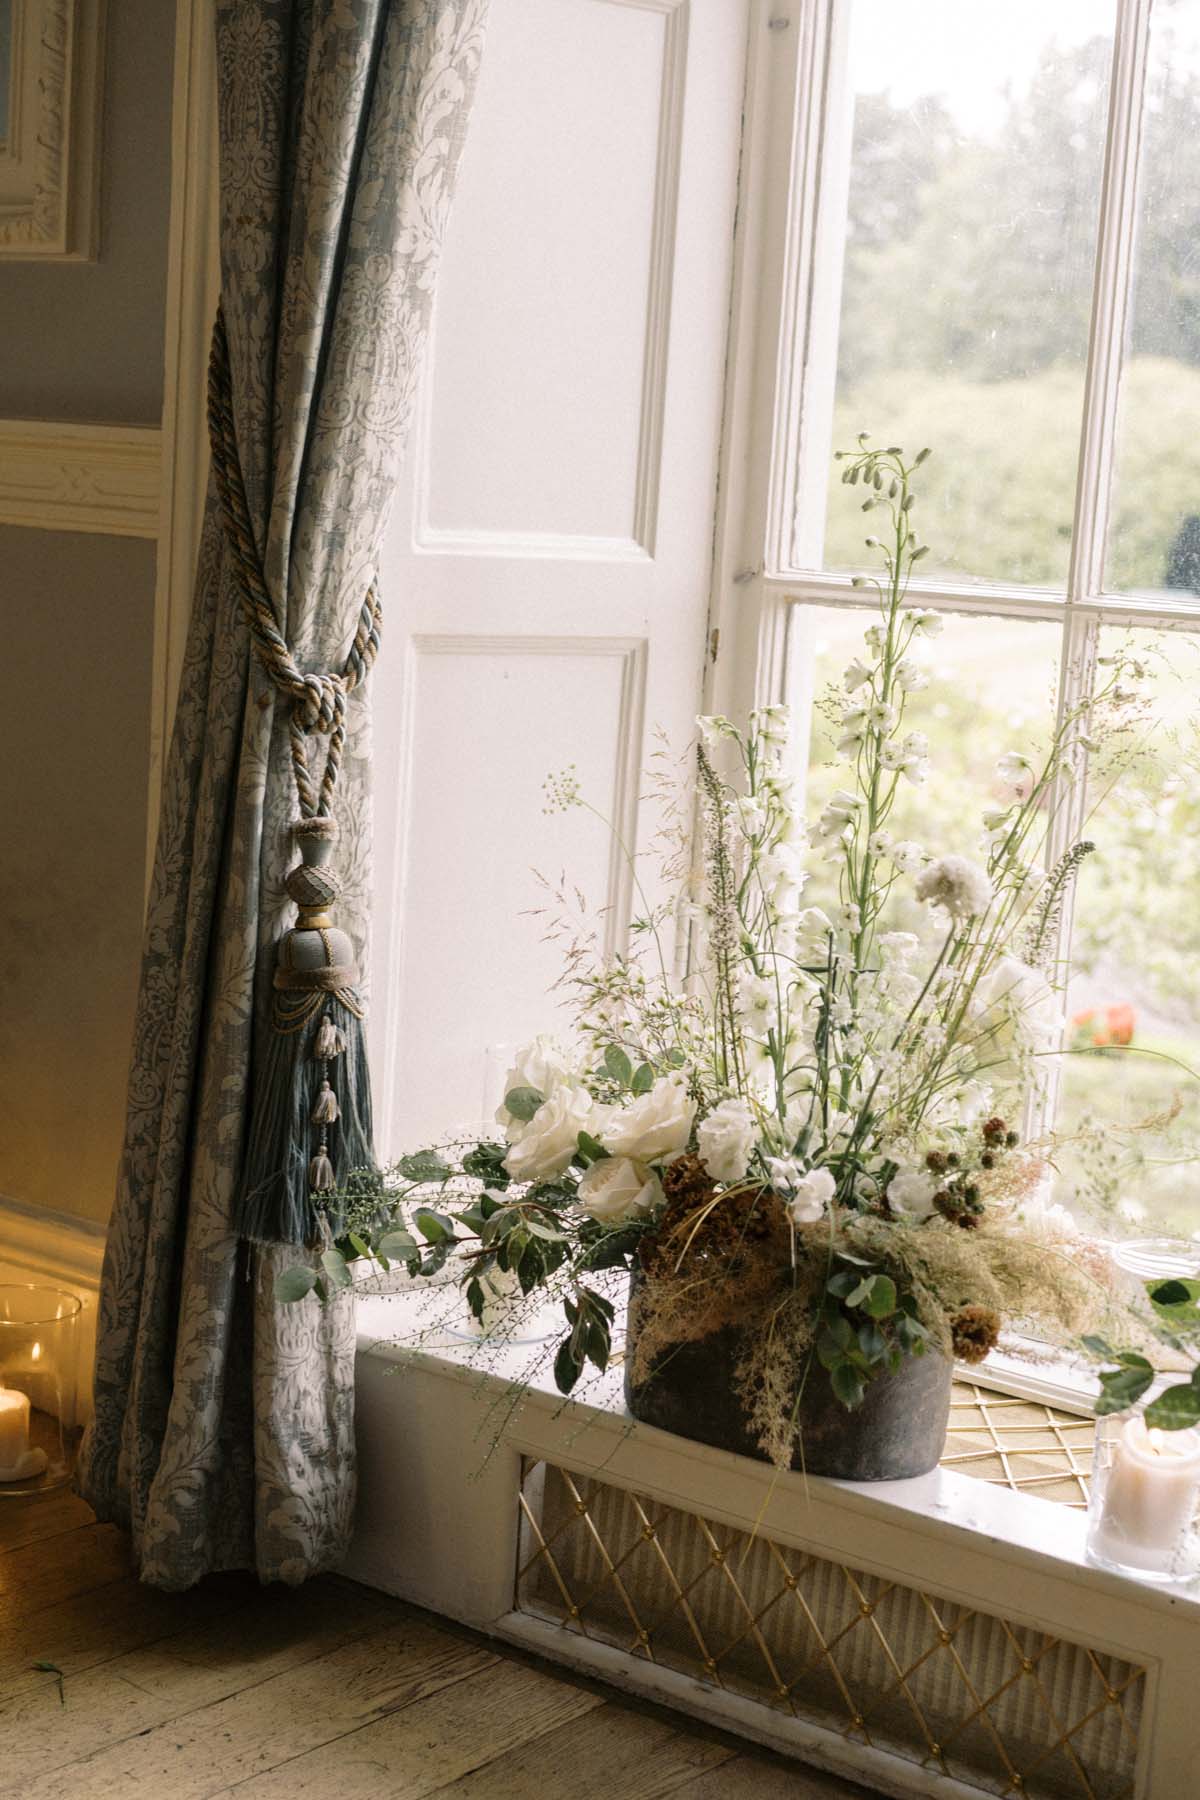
[887,1167,938,1220]
[915,855,994,921]
[697,1097,757,1183]
[844,658,873,692]
[577,1157,663,1224]
[602,1072,696,1163]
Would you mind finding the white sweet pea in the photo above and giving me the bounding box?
[915,855,994,921]
[878,930,919,960]
[887,1167,938,1220]
[972,955,1063,1054]
[495,1035,574,1126]
[602,1072,696,1163]
[577,1156,663,1224]
[697,1097,757,1183]
[778,1164,837,1224]
[503,1083,603,1182]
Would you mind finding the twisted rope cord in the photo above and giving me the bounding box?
[206,304,383,817]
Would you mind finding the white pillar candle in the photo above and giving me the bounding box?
[1089,1416,1200,1575]
[0,1386,31,1473]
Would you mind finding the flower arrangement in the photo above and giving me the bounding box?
[281,438,1137,1469]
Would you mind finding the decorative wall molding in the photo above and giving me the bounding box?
[0,419,162,535]
[147,0,220,891]
[0,1193,106,1417]
[0,0,105,260]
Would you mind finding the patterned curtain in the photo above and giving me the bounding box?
[77,0,489,1589]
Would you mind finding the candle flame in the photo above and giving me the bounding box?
[31,1343,41,1362]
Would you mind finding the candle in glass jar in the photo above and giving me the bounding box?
[1090,1416,1200,1575]
[0,1386,31,1474]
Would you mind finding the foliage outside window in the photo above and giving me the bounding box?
[771,0,1200,1246]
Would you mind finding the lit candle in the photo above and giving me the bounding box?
[0,1386,48,1482]
[1089,1416,1200,1576]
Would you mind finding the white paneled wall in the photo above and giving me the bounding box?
[372,0,749,1157]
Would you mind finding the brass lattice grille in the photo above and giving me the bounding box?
[945,1383,1095,1508]
[516,1462,1142,1800]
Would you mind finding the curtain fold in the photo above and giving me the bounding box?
[78,0,489,1589]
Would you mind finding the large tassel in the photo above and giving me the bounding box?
[235,817,376,1244]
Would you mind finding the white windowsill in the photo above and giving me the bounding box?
[352,1288,1198,1616]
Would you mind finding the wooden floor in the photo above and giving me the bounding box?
[0,1486,877,1799]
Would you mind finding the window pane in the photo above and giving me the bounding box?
[787,604,1061,947]
[1054,629,1200,1237]
[809,1,1114,587]
[1106,0,1200,598]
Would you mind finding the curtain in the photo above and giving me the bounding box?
[77,0,489,1589]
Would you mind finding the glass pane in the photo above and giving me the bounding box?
[1107,0,1200,597]
[1054,629,1200,1237]
[810,0,1114,587]
[787,605,1061,948]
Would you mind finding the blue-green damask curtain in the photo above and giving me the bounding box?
[77,0,489,1589]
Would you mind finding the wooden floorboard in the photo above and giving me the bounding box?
[0,1500,876,1800]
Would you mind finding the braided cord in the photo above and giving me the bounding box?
[206,305,383,817]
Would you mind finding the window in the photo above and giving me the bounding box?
[714,0,1200,1248]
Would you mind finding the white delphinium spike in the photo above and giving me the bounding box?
[915,855,994,921]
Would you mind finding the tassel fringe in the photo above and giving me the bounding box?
[311,1081,339,1125]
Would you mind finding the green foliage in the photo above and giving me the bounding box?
[503,1086,543,1123]
[274,1265,318,1304]
[396,1149,452,1184]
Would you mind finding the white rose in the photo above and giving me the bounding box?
[577,1156,663,1224]
[602,1072,696,1163]
[888,1167,938,1220]
[503,1083,600,1182]
[494,1034,573,1126]
[972,955,1063,1055]
[697,1098,757,1184]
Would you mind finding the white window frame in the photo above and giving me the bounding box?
[707,0,1196,1405]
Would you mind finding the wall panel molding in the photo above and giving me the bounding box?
[0,0,105,260]
[414,0,688,560]
[0,419,161,535]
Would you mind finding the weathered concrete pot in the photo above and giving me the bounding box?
[623,1273,952,1481]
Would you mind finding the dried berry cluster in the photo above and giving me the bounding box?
[927,1117,1020,1230]
[951,1303,1002,1364]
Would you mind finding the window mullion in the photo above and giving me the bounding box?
[1026,612,1102,1149]
[1067,0,1152,603]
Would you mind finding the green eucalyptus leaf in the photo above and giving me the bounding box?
[830,1362,866,1408]
[576,1130,610,1165]
[413,1208,455,1244]
[321,1249,352,1291]
[503,1086,544,1123]
[275,1265,317,1304]
[1143,1384,1200,1430]
[377,1229,417,1262]
[863,1275,898,1319]
[397,1149,453,1184]
[631,1062,654,1095]
[604,1045,633,1086]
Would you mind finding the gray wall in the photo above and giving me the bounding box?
[0,528,154,1220]
[0,0,175,424]
[0,0,175,1224]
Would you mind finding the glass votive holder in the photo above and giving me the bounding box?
[0,1285,83,1496]
[1086,1409,1200,1583]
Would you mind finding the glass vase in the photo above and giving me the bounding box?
[1086,1408,1200,1583]
[0,1285,83,1496]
